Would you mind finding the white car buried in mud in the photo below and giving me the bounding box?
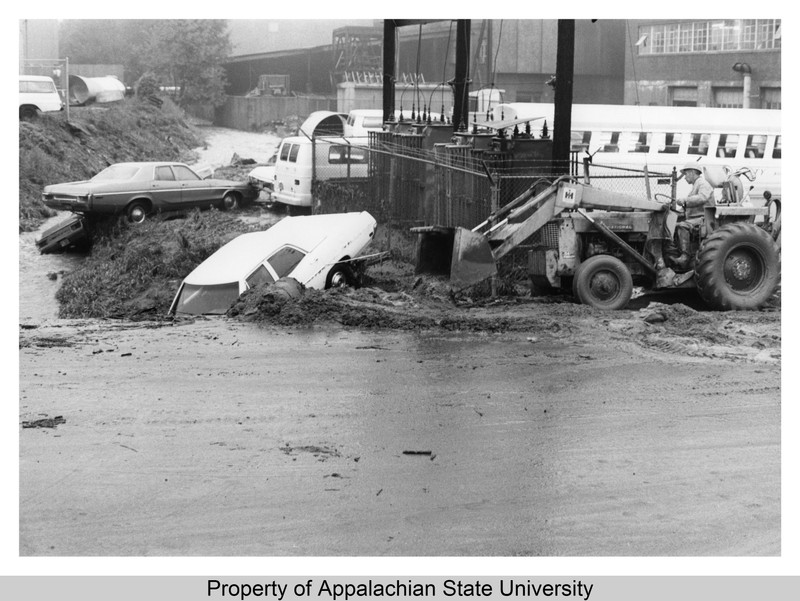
[169,211,377,315]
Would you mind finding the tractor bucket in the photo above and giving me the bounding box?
[413,226,496,289]
[450,227,497,288]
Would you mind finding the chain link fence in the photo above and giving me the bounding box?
[314,129,679,233]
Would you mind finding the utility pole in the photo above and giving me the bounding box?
[552,19,575,175]
[452,19,471,132]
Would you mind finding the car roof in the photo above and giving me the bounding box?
[183,212,374,285]
[19,75,55,82]
[108,161,189,168]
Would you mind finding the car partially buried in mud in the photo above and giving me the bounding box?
[41,161,258,223]
[169,211,378,316]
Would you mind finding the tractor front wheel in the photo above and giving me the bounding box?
[572,255,633,310]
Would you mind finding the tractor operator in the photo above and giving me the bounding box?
[673,162,715,269]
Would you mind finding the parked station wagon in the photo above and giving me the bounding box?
[42,161,258,223]
[169,211,377,315]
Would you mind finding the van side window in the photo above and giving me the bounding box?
[245,264,275,288]
[659,132,682,154]
[716,134,739,158]
[772,135,781,159]
[267,246,305,278]
[745,135,767,158]
[570,131,591,152]
[687,133,711,155]
[279,144,291,161]
[329,145,368,164]
[630,132,651,153]
[288,144,300,163]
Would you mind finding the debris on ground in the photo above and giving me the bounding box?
[22,416,66,429]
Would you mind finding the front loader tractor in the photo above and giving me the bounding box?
[414,169,780,311]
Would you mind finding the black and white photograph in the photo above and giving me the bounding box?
[13,7,791,579]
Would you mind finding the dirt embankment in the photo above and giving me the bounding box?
[19,98,203,231]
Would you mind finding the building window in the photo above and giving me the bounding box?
[713,88,743,108]
[670,86,697,107]
[761,87,781,109]
[639,19,780,54]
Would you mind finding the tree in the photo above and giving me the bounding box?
[140,20,231,108]
[60,19,231,108]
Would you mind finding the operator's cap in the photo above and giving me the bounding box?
[680,162,702,174]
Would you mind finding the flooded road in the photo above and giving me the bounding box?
[19,318,780,556]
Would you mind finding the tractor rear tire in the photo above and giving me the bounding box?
[695,223,780,310]
[572,255,633,310]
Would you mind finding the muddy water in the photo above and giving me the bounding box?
[18,213,89,323]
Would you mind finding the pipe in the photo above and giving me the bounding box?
[68,75,125,105]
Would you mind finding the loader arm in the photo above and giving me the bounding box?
[415,179,668,289]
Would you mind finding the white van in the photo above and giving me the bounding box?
[19,75,64,119]
[344,109,385,137]
[250,135,369,213]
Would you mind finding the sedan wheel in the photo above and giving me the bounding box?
[126,202,148,224]
[221,192,239,211]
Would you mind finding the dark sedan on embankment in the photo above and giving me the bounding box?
[42,161,258,223]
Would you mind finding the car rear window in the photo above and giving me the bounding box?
[267,246,305,278]
[174,283,239,315]
[91,165,141,181]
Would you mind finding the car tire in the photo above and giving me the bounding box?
[20,105,39,120]
[221,192,239,211]
[325,262,355,289]
[572,254,633,310]
[126,201,149,224]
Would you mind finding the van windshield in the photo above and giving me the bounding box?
[173,282,239,315]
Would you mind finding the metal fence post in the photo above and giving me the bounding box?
[491,171,500,297]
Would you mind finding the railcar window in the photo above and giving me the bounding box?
[745,135,767,159]
[570,131,591,152]
[658,133,682,154]
[687,133,711,155]
[715,134,739,158]
[630,132,651,153]
[596,131,621,152]
[772,136,781,159]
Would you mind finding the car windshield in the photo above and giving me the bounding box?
[91,165,141,181]
[173,282,239,315]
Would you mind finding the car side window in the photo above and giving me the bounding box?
[288,144,300,163]
[267,246,306,278]
[279,143,291,161]
[155,166,175,181]
[245,264,276,288]
[172,165,201,181]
